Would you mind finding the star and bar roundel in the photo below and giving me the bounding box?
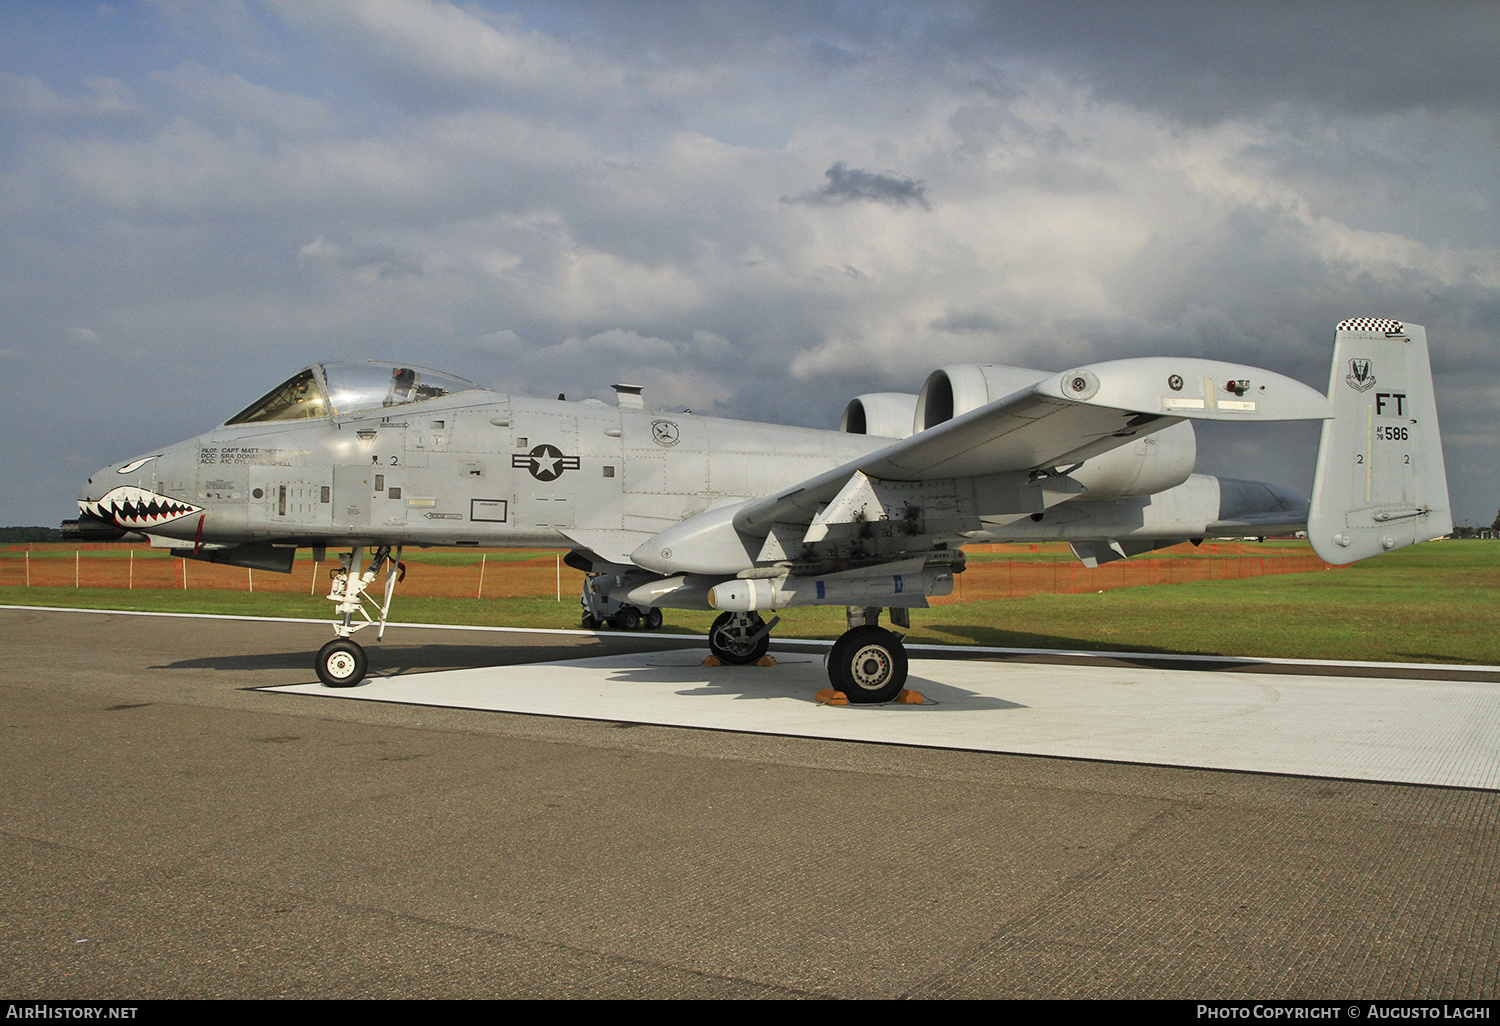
[512,444,581,482]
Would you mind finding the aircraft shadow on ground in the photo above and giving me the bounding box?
[150,633,1265,678]
[929,624,1267,671]
[591,657,1029,712]
[151,626,1271,704]
[152,638,634,675]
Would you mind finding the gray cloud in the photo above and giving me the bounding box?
[785,161,931,210]
[901,1,1500,124]
[930,310,1007,335]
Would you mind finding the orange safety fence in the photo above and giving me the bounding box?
[938,548,1336,602]
[3,541,1337,601]
[0,544,582,599]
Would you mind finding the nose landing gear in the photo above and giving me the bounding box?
[316,637,369,688]
[315,544,403,687]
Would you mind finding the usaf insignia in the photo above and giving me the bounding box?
[512,444,580,481]
[1346,359,1376,392]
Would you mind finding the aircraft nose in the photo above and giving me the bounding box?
[71,450,204,535]
[77,460,122,515]
[66,465,131,541]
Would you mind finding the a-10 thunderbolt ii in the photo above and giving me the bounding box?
[67,318,1450,698]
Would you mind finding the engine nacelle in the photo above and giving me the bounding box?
[840,392,919,439]
[1066,419,1197,499]
[914,364,1050,431]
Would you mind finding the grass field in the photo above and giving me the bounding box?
[4,540,1495,665]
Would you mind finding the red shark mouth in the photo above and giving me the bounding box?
[80,486,204,529]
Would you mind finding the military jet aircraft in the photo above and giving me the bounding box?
[67,318,1450,699]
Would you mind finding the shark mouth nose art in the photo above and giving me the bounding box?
[80,486,203,528]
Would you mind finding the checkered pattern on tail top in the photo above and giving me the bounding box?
[1336,317,1404,334]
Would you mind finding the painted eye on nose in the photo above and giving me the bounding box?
[117,455,163,474]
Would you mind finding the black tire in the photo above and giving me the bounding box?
[827,626,907,703]
[581,613,600,630]
[613,607,641,631]
[317,638,368,688]
[645,608,663,630]
[708,612,769,665]
[825,630,856,679]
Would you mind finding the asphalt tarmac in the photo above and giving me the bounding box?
[2,606,1496,1000]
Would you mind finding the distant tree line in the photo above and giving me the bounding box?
[0,526,64,543]
[1449,511,1500,538]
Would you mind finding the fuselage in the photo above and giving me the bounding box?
[77,362,1312,572]
[80,386,890,552]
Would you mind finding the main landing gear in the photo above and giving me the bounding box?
[315,545,404,687]
[827,623,909,703]
[709,606,911,702]
[708,611,777,665]
[823,606,909,703]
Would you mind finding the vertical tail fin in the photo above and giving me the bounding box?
[1308,319,1452,564]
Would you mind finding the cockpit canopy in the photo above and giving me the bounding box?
[226,361,487,425]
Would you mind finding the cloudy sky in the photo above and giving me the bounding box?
[2,0,1497,529]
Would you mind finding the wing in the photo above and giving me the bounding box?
[734,357,1331,535]
[632,357,1332,576]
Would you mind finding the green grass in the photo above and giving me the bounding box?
[4,541,1496,665]
[915,556,1498,664]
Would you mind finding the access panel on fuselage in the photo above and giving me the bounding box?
[247,466,335,531]
[502,402,626,538]
[619,410,710,534]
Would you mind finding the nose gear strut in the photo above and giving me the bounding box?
[316,544,404,687]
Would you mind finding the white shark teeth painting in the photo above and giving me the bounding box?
[80,486,203,528]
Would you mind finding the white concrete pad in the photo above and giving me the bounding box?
[266,648,1500,790]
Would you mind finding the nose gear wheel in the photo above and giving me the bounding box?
[317,638,368,687]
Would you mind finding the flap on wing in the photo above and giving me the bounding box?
[735,357,1332,536]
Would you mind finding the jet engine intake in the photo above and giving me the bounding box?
[914,365,1049,431]
[840,393,919,439]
